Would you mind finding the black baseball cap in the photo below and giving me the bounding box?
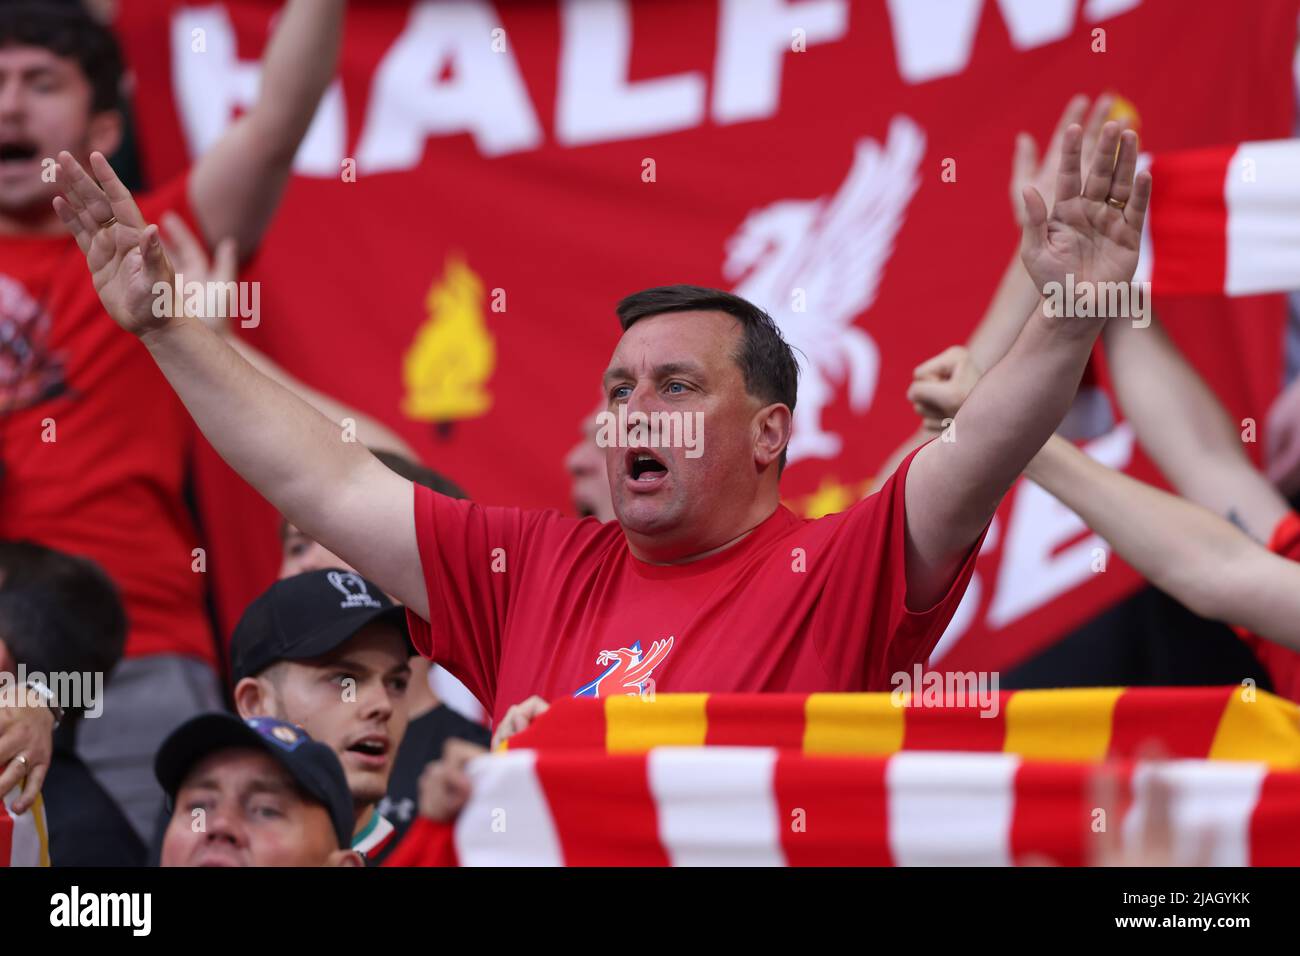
[230,569,413,683]
[155,713,355,849]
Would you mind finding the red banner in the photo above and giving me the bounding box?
[115,0,1297,673]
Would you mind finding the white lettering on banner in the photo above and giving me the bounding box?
[884,0,1142,84]
[556,0,704,145]
[356,1,542,167]
[712,0,847,125]
[168,0,1142,174]
[985,423,1136,630]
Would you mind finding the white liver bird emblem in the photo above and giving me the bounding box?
[723,116,926,464]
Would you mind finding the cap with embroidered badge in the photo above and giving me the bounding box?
[154,713,355,849]
[230,568,413,682]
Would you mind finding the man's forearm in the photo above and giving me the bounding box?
[140,317,427,616]
[248,0,346,151]
[1102,315,1288,539]
[228,335,417,460]
[144,317,366,496]
[965,249,1040,372]
[190,0,346,254]
[1027,434,1300,649]
[913,300,1100,546]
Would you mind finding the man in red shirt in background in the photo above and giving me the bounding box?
[0,0,345,839]
[59,122,1149,727]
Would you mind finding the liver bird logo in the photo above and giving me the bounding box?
[723,115,926,464]
[573,636,675,699]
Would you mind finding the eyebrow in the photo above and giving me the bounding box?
[319,656,411,679]
[17,66,61,81]
[602,361,709,388]
[244,779,295,797]
[181,772,294,797]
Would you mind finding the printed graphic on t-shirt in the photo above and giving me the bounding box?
[0,275,66,412]
[573,636,674,699]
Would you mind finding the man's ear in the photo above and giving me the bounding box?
[232,675,275,719]
[326,848,365,868]
[86,110,124,160]
[0,640,15,674]
[753,403,793,470]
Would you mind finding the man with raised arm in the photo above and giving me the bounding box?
[54,120,1150,728]
[0,0,345,837]
[907,344,1300,702]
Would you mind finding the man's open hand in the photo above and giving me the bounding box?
[1019,121,1150,300]
[53,151,179,338]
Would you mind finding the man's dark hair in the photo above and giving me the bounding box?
[616,285,799,471]
[0,1,124,113]
[0,540,126,691]
[371,449,469,500]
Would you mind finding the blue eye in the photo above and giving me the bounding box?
[611,386,631,400]
[667,382,686,394]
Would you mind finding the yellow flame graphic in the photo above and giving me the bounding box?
[402,255,495,422]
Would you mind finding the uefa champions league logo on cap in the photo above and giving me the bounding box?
[326,570,383,610]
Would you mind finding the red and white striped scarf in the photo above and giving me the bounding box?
[1139,139,1300,296]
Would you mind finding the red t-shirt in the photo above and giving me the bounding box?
[1238,511,1300,702]
[406,448,982,726]
[0,177,214,665]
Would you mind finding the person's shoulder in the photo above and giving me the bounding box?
[518,506,624,549]
[794,490,885,530]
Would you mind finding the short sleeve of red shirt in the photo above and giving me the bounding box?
[807,444,986,689]
[404,492,593,710]
[1238,511,1300,702]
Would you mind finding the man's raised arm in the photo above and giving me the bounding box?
[1026,435,1300,648]
[902,122,1151,608]
[188,0,346,256]
[54,152,429,620]
[1101,310,1289,542]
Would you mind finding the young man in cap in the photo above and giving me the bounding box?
[272,450,490,861]
[156,712,362,867]
[228,569,412,859]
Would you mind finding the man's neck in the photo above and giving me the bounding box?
[352,802,379,840]
[626,503,780,566]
